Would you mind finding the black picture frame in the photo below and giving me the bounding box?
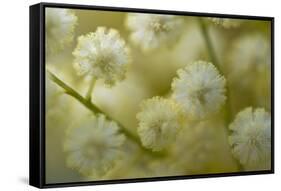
[29,2,275,189]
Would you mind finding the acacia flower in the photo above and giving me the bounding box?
[229,107,271,170]
[172,61,226,120]
[73,27,131,86]
[209,18,242,28]
[46,8,77,54]
[126,13,184,52]
[137,97,183,151]
[64,115,126,177]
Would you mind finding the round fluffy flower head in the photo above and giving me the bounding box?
[137,97,183,151]
[64,115,126,177]
[172,61,226,120]
[126,13,184,52]
[46,8,77,54]
[229,107,271,170]
[209,18,242,28]
[73,27,131,86]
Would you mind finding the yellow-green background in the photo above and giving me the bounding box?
[46,8,271,183]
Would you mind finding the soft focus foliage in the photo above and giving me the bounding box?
[45,8,272,183]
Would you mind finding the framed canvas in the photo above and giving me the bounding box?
[29,2,274,188]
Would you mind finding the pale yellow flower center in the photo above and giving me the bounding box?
[95,53,114,73]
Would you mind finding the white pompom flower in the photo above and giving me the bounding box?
[172,61,226,120]
[46,8,77,54]
[64,115,126,177]
[73,27,131,86]
[137,97,183,151]
[229,107,271,170]
[126,13,184,52]
[209,18,242,28]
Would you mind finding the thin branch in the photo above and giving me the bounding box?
[198,17,231,124]
[198,18,221,71]
[47,70,165,157]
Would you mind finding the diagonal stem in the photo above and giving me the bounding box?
[47,70,165,157]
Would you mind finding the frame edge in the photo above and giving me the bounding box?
[29,3,44,188]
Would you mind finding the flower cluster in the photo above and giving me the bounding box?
[126,13,184,52]
[137,97,183,151]
[73,27,131,86]
[229,107,271,170]
[46,8,77,54]
[64,115,126,177]
[172,61,226,120]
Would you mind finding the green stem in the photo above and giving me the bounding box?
[198,17,231,123]
[47,70,165,157]
[85,77,96,102]
[198,18,242,171]
[198,18,221,71]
